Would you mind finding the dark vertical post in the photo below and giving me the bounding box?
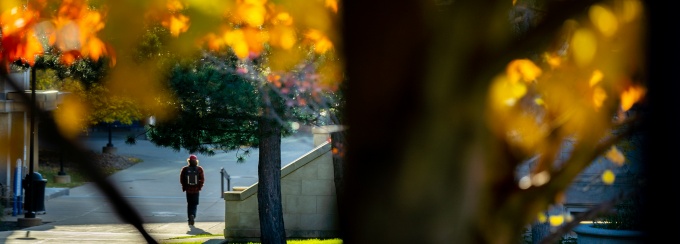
[25,67,36,218]
[58,152,66,175]
[107,123,113,147]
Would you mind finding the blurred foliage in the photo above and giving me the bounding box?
[0,0,652,243]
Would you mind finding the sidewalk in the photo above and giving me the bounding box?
[0,129,316,243]
[1,189,227,243]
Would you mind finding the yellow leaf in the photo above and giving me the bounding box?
[272,12,293,26]
[589,69,604,87]
[549,215,564,226]
[605,146,625,165]
[304,29,334,53]
[534,97,544,106]
[54,96,89,138]
[602,170,616,185]
[314,37,333,53]
[166,0,185,11]
[589,5,618,37]
[621,0,642,23]
[543,52,562,69]
[489,75,527,108]
[537,212,547,223]
[223,29,249,59]
[236,0,267,27]
[571,28,597,67]
[270,25,297,50]
[592,86,607,110]
[0,1,21,14]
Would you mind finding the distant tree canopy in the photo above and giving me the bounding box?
[9,51,143,136]
[146,51,262,156]
[145,47,342,154]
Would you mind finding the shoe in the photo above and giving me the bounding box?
[188,215,195,225]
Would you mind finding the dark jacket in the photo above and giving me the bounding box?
[180,165,205,193]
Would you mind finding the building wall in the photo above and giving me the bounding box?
[516,139,642,220]
[1,69,52,205]
[1,70,31,202]
[223,142,338,242]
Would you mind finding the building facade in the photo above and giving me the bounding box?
[0,69,64,207]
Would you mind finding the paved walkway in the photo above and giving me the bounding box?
[0,129,316,243]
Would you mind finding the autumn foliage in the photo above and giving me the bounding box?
[1,0,651,243]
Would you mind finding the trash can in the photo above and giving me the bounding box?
[23,172,47,214]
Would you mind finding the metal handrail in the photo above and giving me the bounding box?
[220,168,230,198]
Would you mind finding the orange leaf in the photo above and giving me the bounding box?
[506,59,542,83]
[60,50,81,65]
[162,13,190,37]
[605,146,625,166]
[620,85,645,111]
[589,69,604,87]
[325,0,338,13]
[86,37,106,61]
[543,52,562,69]
[305,29,333,53]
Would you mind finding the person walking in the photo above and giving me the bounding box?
[180,154,205,225]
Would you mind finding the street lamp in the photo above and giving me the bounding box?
[25,66,37,219]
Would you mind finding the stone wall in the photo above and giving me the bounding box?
[223,142,338,242]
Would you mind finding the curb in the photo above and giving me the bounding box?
[45,187,69,201]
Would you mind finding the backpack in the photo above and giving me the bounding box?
[185,166,199,186]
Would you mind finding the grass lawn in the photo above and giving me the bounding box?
[38,150,143,188]
[163,235,342,244]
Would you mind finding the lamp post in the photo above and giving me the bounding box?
[25,66,37,219]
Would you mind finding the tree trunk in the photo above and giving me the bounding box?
[257,115,286,244]
[341,0,609,243]
[330,130,347,240]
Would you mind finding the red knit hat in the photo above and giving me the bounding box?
[189,155,197,160]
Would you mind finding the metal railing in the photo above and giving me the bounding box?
[220,168,230,198]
